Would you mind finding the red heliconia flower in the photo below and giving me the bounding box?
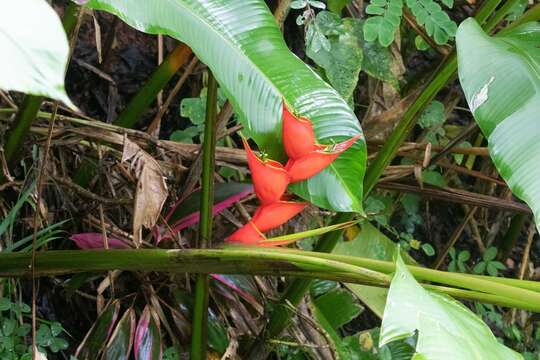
[252,201,307,232]
[282,102,319,159]
[226,221,266,245]
[243,138,289,204]
[286,134,362,183]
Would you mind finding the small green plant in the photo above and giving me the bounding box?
[364,0,404,47]
[364,0,457,46]
[0,296,68,359]
[473,247,506,276]
[448,247,471,272]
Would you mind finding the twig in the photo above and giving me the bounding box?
[52,177,132,205]
[433,206,478,269]
[31,104,58,360]
[377,182,531,214]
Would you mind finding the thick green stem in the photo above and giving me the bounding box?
[113,44,192,128]
[2,3,80,168]
[191,73,218,360]
[0,248,539,310]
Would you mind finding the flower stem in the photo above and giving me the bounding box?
[191,72,218,360]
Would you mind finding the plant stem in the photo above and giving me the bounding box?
[0,248,539,310]
[113,44,192,128]
[191,72,218,360]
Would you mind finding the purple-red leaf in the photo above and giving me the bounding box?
[156,183,253,243]
[70,233,131,249]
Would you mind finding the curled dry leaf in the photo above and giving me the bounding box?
[122,136,168,245]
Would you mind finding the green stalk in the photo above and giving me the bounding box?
[2,3,80,168]
[113,44,192,128]
[251,0,519,355]
[0,248,539,310]
[191,73,218,360]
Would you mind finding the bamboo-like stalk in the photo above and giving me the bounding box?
[1,248,540,311]
[191,73,218,360]
[249,0,521,356]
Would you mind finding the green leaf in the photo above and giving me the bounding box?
[334,222,415,317]
[406,0,457,45]
[363,0,403,47]
[422,169,447,187]
[306,12,364,104]
[0,298,11,312]
[208,312,228,353]
[313,288,363,329]
[328,0,351,14]
[76,300,121,360]
[440,0,453,8]
[421,243,435,256]
[457,19,540,233]
[86,0,366,213]
[0,0,74,107]
[169,127,201,144]
[473,261,487,274]
[418,101,445,129]
[103,308,136,360]
[380,254,521,359]
[291,0,308,9]
[483,246,498,261]
[2,319,16,337]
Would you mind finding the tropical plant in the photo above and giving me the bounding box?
[1,0,540,359]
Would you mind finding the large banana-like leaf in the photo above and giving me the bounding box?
[380,255,521,359]
[457,19,540,229]
[0,0,74,107]
[84,0,366,212]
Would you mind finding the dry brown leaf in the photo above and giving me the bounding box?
[122,136,168,245]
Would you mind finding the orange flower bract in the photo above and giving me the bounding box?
[252,201,307,232]
[282,102,318,159]
[242,138,289,204]
[226,221,265,245]
[285,134,361,183]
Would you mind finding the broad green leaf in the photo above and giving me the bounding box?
[85,0,366,213]
[306,12,364,104]
[312,288,363,329]
[380,254,521,359]
[334,222,415,317]
[0,0,74,107]
[457,19,540,232]
[307,12,398,98]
